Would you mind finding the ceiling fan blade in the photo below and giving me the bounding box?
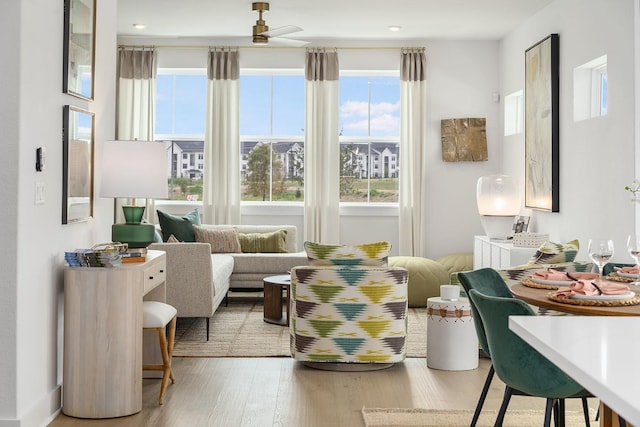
[266,37,309,47]
[261,25,302,38]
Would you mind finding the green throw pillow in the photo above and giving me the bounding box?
[156,209,201,242]
[304,241,391,267]
[527,239,580,265]
[239,230,288,253]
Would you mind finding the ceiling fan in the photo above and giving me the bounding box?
[251,2,307,46]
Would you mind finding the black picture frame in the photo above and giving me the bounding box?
[62,105,94,224]
[524,33,559,212]
[63,0,96,100]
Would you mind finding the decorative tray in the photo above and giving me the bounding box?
[522,277,570,290]
[547,292,640,307]
[605,273,637,283]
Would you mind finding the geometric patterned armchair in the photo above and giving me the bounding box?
[290,241,408,370]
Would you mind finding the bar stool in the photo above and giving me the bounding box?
[143,301,177,405]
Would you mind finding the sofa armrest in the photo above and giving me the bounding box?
[148,242,215,317]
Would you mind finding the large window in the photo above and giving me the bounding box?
[339,74,400,203]
[154,69,400,204]
[240,72,305,202]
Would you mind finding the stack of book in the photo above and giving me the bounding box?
[121,248,147,263]
[65,249,122,268]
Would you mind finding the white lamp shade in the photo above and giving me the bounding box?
[476,175,520,216]
[99,140,168,199]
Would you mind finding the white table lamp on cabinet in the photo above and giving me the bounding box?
[100,140,168,248]
[476,174,521,240]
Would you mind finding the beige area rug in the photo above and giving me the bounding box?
[173,299,427,358]
[361,407,597,427]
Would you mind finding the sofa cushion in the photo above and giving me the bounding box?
[304,241,391,267]
[194,225,241,253]
[157,209,201,242]
[239,229,288,253]
[527,239,579,265]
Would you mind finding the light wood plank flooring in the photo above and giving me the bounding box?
[48,357,597,427]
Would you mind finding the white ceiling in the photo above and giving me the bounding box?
[117,0,554,45]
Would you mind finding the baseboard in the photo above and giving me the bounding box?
[0,384,61,427]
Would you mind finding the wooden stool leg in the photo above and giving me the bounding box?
[167,316,177,383]
[157,325,172,405]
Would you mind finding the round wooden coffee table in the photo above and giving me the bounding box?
[263,275,291,326]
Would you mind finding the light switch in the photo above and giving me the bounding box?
[35,182,45,205]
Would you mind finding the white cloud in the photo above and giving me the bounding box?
[340,100,400,135]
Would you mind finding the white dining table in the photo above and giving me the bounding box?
[509,315,640,426]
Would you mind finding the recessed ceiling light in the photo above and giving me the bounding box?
[132,23,147,30]
[388,26,402,32]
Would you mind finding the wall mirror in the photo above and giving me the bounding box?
[63,0,96,100]
[63,105,94,224]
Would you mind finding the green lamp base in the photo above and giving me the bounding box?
[112,223,156,249]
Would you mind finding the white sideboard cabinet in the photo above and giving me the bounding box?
[473,235,538,270]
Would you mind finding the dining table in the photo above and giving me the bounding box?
[509,274,640,427]
[510,282,640,316]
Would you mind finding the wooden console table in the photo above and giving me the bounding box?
[63,250,166,418]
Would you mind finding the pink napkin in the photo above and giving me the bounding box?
[554,280,630,298]
[533,269,598,281]
[614,265,640,274]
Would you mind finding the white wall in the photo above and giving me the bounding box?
[0,1,116,425]
[500,0,637,262]
[125,38,501,259]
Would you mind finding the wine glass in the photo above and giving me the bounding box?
[588,239,615,282]
[627,235,640,267]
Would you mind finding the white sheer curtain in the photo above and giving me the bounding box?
[116,48,157,223]
[304,49,340,244]
[399,48,427,256]
[202,49,240,224]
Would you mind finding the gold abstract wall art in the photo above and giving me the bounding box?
[441,118,488,162]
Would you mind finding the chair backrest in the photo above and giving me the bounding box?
[468,289,585,398]
[457,268,512,355]
[603,262,634,276]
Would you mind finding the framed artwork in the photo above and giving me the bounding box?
[63,0,96,100]
[63,106,94,224]
[524,33,559,212]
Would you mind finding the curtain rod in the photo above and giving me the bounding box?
[118,44,425,52]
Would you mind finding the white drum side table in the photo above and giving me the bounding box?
[426,297,478,371]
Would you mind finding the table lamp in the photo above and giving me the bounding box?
[100,140,167,248]
[476,174,521,240]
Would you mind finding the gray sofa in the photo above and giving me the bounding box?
[149,224,308,339]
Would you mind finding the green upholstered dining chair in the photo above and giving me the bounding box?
[457,268,517,426]
[468,289,593,427]
[458,268,591,427]
[603,262,635,276]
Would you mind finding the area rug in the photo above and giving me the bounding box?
[361,407,596,427]
[173,299,427,358]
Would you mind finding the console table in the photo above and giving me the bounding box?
[63,250,166,418]
[473,235,537,269]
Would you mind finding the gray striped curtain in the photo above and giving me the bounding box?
[116,48,157,223]
[399,48,427,256]
[203,49,241,225]
[304,49,340,244]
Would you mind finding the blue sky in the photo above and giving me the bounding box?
[155,73,400,138]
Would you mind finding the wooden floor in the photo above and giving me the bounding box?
[48,357,597,427]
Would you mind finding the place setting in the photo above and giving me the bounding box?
[544,238,640,307]
[519,237,640,307]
